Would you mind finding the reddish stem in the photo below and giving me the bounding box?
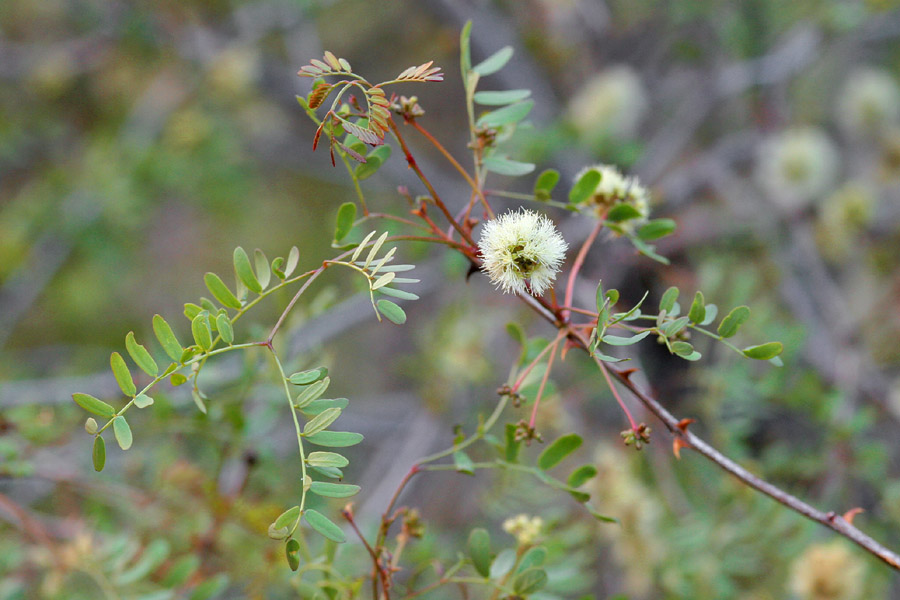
[563,220,604,321]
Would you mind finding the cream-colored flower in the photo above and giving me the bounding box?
[502,514,544,546]
[573,164,651,229]
[836,68,900,138]
[756,127,840,210]
[789,541,865,600]
[568,66,648,140]
[478,209,567,296]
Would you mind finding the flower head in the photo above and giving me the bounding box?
[836,67,900,138]
[567,66,648,141]
[755,127,840,210]
[502,514,544,546]
[478,209,567,296]
[573,164,651,230]
[789,541,865,600]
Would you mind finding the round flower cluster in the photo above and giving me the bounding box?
[573,164,651,227]
[478,209,568,296]
[814,181,876,262]
[836,67,900,138]
[789,541,865,600]
[502,514,544,546]
[567,66,648,141]
[755,127,840,210]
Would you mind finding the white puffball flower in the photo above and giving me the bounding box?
[478,209,568,296]
[755,127,840,210]
[567,66,648,140]
[573,164,651,228]
[836,68,900,138]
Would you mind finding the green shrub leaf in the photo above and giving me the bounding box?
[688,291,705,324]
[718,305,750,338]
[92,435,106,471]
[474,89,531,105]
[73,393,116,418]
[134,394,154,408]
[204,273,241,309]
[472,46,514,76]
[482,156,535,176]
[533,168,560,200]
[125,332,158,377]
[152,315,184,362]
[191,312,212,351]
[606,203,643,222]
[638,218,676,241]
[569,169,601,204]
[742,342,784,360]
[113,416,133,450]
[274,506,301,530]
[377,299,407,324]
[305,431,364,447]
[289,367,329,385]
[309,482,360,498]
[567,465,598,488]
[304,509,346,543]
[110,352,136,397]
[453,450,475,474]
[538,433,583,470]
[334,202,356,244]
[468,528,492,577]
[233,247,262,294]
[513,568,548,595]
[659,286,679,314]
[285,539,301,571]
[253,249,271,290]
[303,407,342,436]
[476,101,533,128]
[307,452,349,468]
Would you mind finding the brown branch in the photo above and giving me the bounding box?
[437,226,900,570]
[559,327,900,570]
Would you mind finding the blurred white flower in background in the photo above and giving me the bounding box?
[478,209,567,296]
[789,541,865,600]
[567,66,648,141]
[755,127,840,210]
[836,67,900,138]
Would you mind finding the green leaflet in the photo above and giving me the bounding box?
[304,509,346,543]
[467,528,492,578]
[204,272,241,309]
[472,46,514,76]
[73,393,116,418]
[718,305,751,338]
[538,433,583,470]
[125,332,158,376]
[92,435,106,471]
[305,431,364,447]
[233,247,262,294]
[302,407,342,436]
[113,416,133,450]
[152,314,184,362]
[110,352,136,397]
[309,482,360,498]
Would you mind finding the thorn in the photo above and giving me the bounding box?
[677,418,696,432]
[673,436,691,459]
[843,508,864,525]
[619,368,639,380]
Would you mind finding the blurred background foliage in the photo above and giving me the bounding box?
[2,0,900,598]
